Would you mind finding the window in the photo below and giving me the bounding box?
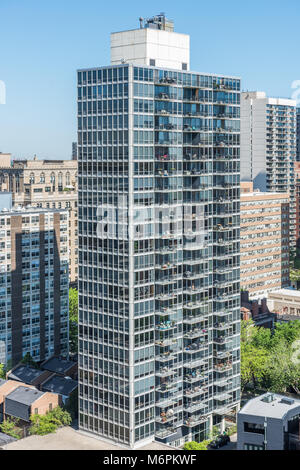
[58,172,63,188]
[244,443,264,450]
[66,172,71,186]
[149,59,156,67]
[34,408,38,414]
[29,173,35,184]
[244,422,265,434]
[182,63,188,71]
[49,403,52,411]
[40,173,45,183]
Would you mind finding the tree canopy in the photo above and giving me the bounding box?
[69,288,78,354]
[241,319,300,394]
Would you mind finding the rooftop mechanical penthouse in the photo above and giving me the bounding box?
[77,14,241,449]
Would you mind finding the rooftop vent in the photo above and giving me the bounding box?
[281,397,295,405]
[261,393,275,403]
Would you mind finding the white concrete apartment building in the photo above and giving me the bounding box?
[241,92,297,251]
[240,182,290,299]
[0,203,69,366]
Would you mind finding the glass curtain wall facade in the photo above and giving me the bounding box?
[77,65,241,448]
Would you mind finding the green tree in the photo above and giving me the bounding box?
[29,406,72,436]
[251,326,272,350]
[271,321,300,348]
[0,417,22,439]
[264,341,300,394]
[0,363,5,379]
[69,288,78,354]
[30,415,57,436]
[241,342,269,392]
[183,440,212,450]
[21,352,38,369]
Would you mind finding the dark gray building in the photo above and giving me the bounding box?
[237,392,300,450]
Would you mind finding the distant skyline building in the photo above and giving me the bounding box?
[296,108,300,161]
[240,182,289,299]
[0,153,12,168]
[72,142,78,161]
[241,91,297,252]
[0,203,69,366]
[77,14,241,448]
[294,161,300,247]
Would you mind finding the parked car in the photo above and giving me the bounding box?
[208,434,230,449]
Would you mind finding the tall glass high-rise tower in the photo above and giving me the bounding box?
[77,14,241,449]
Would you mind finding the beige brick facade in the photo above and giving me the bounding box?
[0,158,78,284]
[240,182,290,299]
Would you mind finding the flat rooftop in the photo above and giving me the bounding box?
[6,386,44,406]
[241,191,289,198]
[1,426,173,451]
[41,357,76,375]
[8,365,45,385]
[77,63,240,80]
[0,432,16,447]
[42,375,77,396]
[268,288,300,298]
[239,393,300,419]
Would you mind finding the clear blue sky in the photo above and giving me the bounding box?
[1,0,299,160]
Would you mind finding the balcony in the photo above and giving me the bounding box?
[156,394,181,408]
[156,408,181,424]
[184,342,208,354]
[183,314,209,325]
[183,415,208,427]
[214,361,232,373]
[156,320,178,331]
[156,352,178,362]
[156,378,181,393]
[184,401,208,413]
[184,328,208,340]
[213,336,233,346]
[183,299,206,308]
[213,322,232,331]
[156,366,179,378]
[184,370,208,383]
[155,427,178,439]
[184,386,209,398]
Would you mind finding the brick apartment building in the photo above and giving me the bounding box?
[0,204,69,365]
[0,155,78,284]
[240,182,290,299]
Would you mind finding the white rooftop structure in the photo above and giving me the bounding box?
[111,14,190,70]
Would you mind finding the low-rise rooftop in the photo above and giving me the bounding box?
[239,393,300,419]
[42,375,77,397]
[1,426,173,451]
[41,357,76,375]
[6,386,44,406]
[8,365,46,385]
[268,288,300,298]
